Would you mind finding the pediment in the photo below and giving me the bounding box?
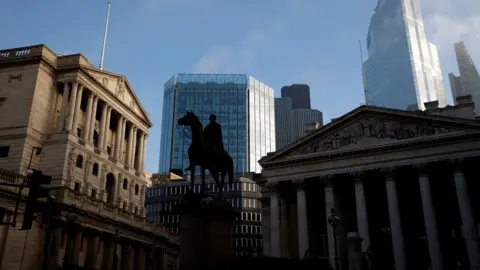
[261,106,480,164]
[82,67,151,126]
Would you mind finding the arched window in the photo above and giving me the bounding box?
[76,155,83,168]
[123,179,128,190]
[92,163,99,176]
[135,184,139,195]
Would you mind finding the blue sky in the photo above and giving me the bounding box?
[1,0,479,173]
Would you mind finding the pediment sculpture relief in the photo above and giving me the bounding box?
[291,117,455,155]
[115,78,125,100]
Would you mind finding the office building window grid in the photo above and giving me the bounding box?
[146,179,263,257]
[159,74,275,174]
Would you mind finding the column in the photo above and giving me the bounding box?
[115,116,123,159]
[141,133,147,172]
[64,229,75,266]
[119,119,127,161]
[138,248,146,270]
[130,128,138,167]
[88,96,98,143]
[71,84,84,134]
[49,227,63,268]
[126,124,134,166]
[103,107,112,152]
[296,181,309,258]
[270,191,281,257]
[72,229,83,265]
[353,176,370,253]
[83,93,94,140]
[453,162,480,270]
[135,131,144,170]
[57,82,70,132]
[99,104,108,149]
[66,82,79,131]
[385,170,406,270]
[104,239,115,270]
[87,233,100,269]
[325,183,336,268]
[417,165,443,270]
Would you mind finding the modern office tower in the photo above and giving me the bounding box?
[159,74,275,174]
[274,97,292,150]
[281,84,311,109]
[364,0,447,110]
[146,173,263,258]
[449,41,480,104]
[290,109,323,142]
[274,85,323,150]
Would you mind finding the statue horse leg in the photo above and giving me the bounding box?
[200,167,206,194]
[190,164,195,193]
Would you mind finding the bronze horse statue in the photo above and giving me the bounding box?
[177,111,234,197]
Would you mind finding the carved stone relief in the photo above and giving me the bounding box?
[102,77,109,86]
[115,78,125,100]
[291,117,456,156]
[8,74,22,83]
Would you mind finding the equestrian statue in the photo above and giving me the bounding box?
[177,111,234,197]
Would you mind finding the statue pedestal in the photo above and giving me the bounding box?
[179,193,238,270]
[345,232,364,270]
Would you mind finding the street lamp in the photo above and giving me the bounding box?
[327,208,340,270]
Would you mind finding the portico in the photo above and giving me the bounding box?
[259,106,480,270]
[54,78,148,173]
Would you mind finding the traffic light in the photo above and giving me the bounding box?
[21,169,51,230]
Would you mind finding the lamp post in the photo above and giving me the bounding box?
[327,208,340,270]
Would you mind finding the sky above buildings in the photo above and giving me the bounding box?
[1,0,479,173]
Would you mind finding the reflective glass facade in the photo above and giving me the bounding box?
[364,0,447,111]
[159,74,275,174]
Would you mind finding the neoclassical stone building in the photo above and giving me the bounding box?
[259,103,480,270]
[0,44,178,270]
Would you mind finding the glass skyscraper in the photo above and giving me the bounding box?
[364,0,447,111]
[159,74,275,174]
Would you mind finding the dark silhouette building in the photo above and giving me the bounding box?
[281,84,311,109]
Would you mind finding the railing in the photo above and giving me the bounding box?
[0,45,43,61]
[60,187,179,245]
[0,168,29,187]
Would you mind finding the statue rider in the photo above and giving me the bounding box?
[185,113,224,171]
[204,113,224,160]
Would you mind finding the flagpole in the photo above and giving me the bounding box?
[99,0,112,70]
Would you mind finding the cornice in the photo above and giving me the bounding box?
[262,132,480,170]
[54,66,151,131]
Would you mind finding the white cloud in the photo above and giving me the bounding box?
[422,0,480,71]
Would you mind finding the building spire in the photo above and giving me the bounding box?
[99,0,112,70]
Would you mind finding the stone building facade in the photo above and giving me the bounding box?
[259,104,480,270]
[0,44,179,270]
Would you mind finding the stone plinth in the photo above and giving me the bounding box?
[345,232,364,270]
[179,193,238,270]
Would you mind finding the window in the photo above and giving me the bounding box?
[76,128,82,137]
[107,146,112,155]
[123,179,128,190]
[74,182,81,192]
[76,155,83,168]
[91,189,96,198]
[135,184,139,195]
[92,163,99,176]
[0,146,9,158]
[0,97,6,107]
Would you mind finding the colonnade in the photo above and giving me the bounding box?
[56,81,148,172]
[50,224,169,270]
[265,160,480,270]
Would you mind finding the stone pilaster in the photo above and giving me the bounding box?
[71,84,83,134]
[88,96,98,143]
